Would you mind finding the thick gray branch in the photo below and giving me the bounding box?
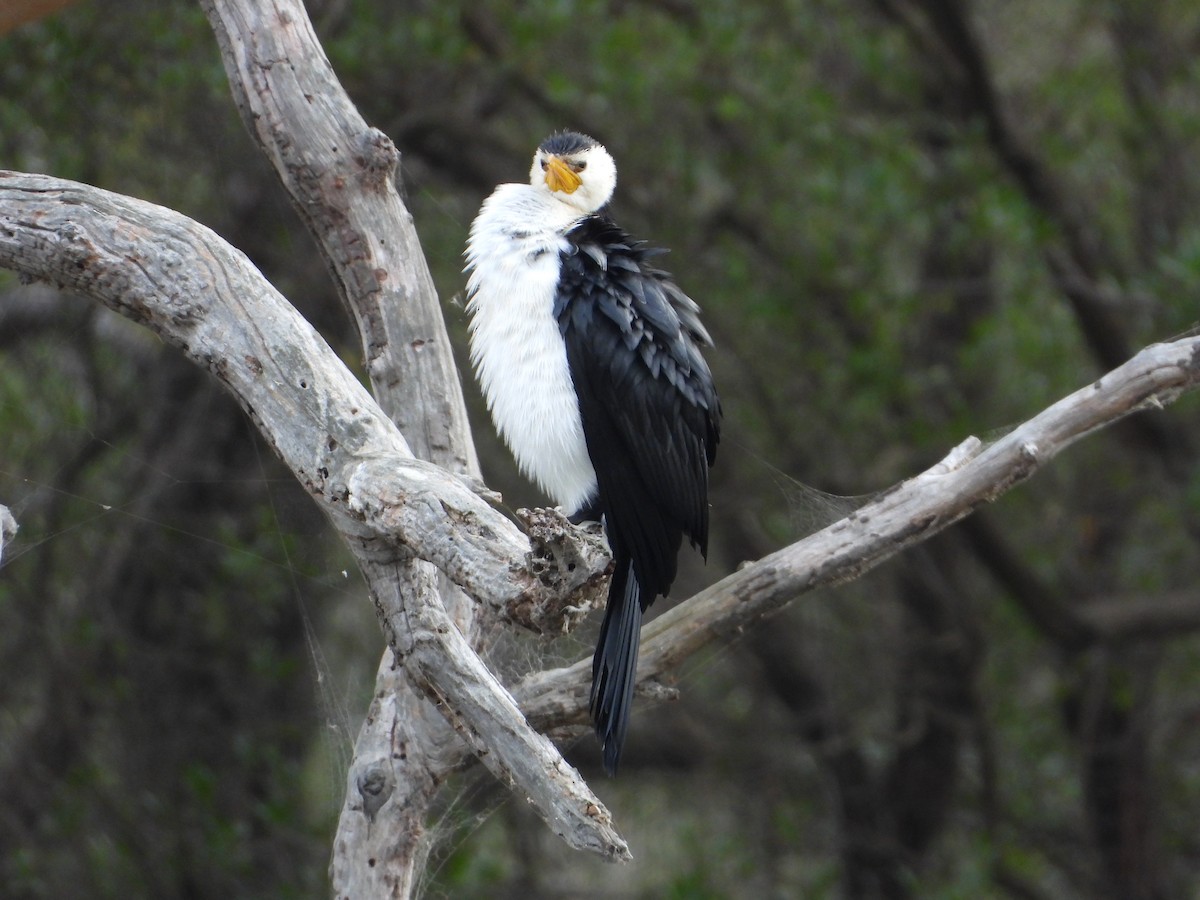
[0,171,628,864]
[0,172,610,621]
[193,3,557,883]
[200,0,477,474]
[193,1,628,873]
[367,560,623,856]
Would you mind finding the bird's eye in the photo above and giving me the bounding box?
[572,161,587,172]
[540,159,549,170]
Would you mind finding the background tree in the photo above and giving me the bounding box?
[3,1,1200,898]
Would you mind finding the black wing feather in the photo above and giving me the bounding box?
[556,214,720,772]
[558,215,719,584]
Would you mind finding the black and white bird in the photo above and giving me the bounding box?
[464,131,720,773]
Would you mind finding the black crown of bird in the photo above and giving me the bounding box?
[465,131,720,774]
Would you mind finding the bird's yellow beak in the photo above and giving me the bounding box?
[544,155,582,194]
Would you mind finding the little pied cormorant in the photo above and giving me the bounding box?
[465,131,720,773]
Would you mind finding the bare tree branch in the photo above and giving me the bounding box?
[0,175,505,587]
[193,4,511,885]
[0,171,630,870]
[516,337,1200,724]
[199,0,477,475]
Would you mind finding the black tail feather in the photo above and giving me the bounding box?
[590,558,644,775]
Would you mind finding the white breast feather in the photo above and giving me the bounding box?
[465,184,598,515]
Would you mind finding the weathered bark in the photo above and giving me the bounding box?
[0,172,629,878]
[194,4,505,886]
[199,0,475,474]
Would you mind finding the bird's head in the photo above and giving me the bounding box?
[530,131,617,214]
